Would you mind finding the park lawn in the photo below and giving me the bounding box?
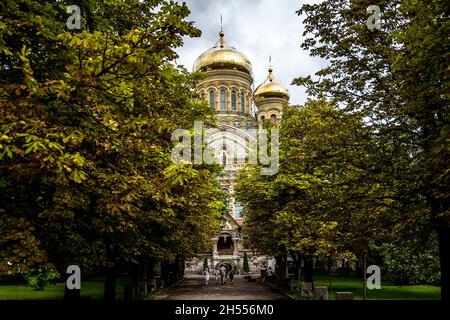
[0,279,127,300]
[0,276,440,300]
[313,275,440,300]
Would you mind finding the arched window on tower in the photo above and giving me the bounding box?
[222,151,227,165]
[271,114,277,124]
[231,90,237,111]
[246,122,254,136]
[240,92,245,112]
[235,201,243,219]
[220,88,226,111]
[209,90,215,109]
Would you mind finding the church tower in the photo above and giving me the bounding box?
[193,31,258,130]
[185,29,289,275]
[254,67,290,126]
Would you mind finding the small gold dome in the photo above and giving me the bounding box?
[193,32,253,75]
[254,68,290,100]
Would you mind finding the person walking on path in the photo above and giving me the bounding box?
[261,266,267,284]
[220,266,226,285]
[214,268,219,284]
[265,267,274,284]
[203,268,210,286]
[224,266,229,285]
[229,269,235,285]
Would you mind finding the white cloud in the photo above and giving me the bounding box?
[175,0,325,105]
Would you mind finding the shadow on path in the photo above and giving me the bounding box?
[152,275,289,300]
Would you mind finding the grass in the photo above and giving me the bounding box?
[0,275,440,300]
[312,275,440,300]
[0,278,127,300]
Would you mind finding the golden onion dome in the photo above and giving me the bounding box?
[193,31,253,76]
[254,68,290,100]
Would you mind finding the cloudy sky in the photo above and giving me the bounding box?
[175,0,325,105]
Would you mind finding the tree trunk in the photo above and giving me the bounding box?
[328,257,333,294]
[275,255,283,278]
[147,259,155,280]
[430,194,449,301]
[304,257,313,283]
[161,262,168,288]
[64,282,80,301]
[290,252,300,281]
[438,225,450,301]
[132,264,139,286]
[180,257,186,276]
[363,252,367,301]
[174,255,181,280]
[284,253,289,278]
[104,266,117,301]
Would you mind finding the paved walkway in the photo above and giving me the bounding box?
[152,275,289,300]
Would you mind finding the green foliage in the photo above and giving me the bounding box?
[0,278,128,300]
[295,1,449,216]
[294,0,449,295]
[380,231,441,285]
[236,101,393,261]
[0,0,223,281]
[23,268,60,291]
[235,0,447,295]
[313,276,440,300]
[243,252,250,273]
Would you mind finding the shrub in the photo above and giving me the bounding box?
[243,252,250,273]
[380,232,440,285]
[23,268,60,290]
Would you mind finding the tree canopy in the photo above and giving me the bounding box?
[236,0,448,299]
[295,0,448,299]
[0,0,225,298]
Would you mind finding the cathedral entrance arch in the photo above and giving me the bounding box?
[215,260,237,272]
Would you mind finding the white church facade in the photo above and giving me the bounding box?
[184,30,290,274]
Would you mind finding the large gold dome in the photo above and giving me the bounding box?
[193,31,253,75]
[254,68,290,100]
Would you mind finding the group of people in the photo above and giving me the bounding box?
[203,265,235,285]
[203,265,275,286]
[262,266,274,284]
